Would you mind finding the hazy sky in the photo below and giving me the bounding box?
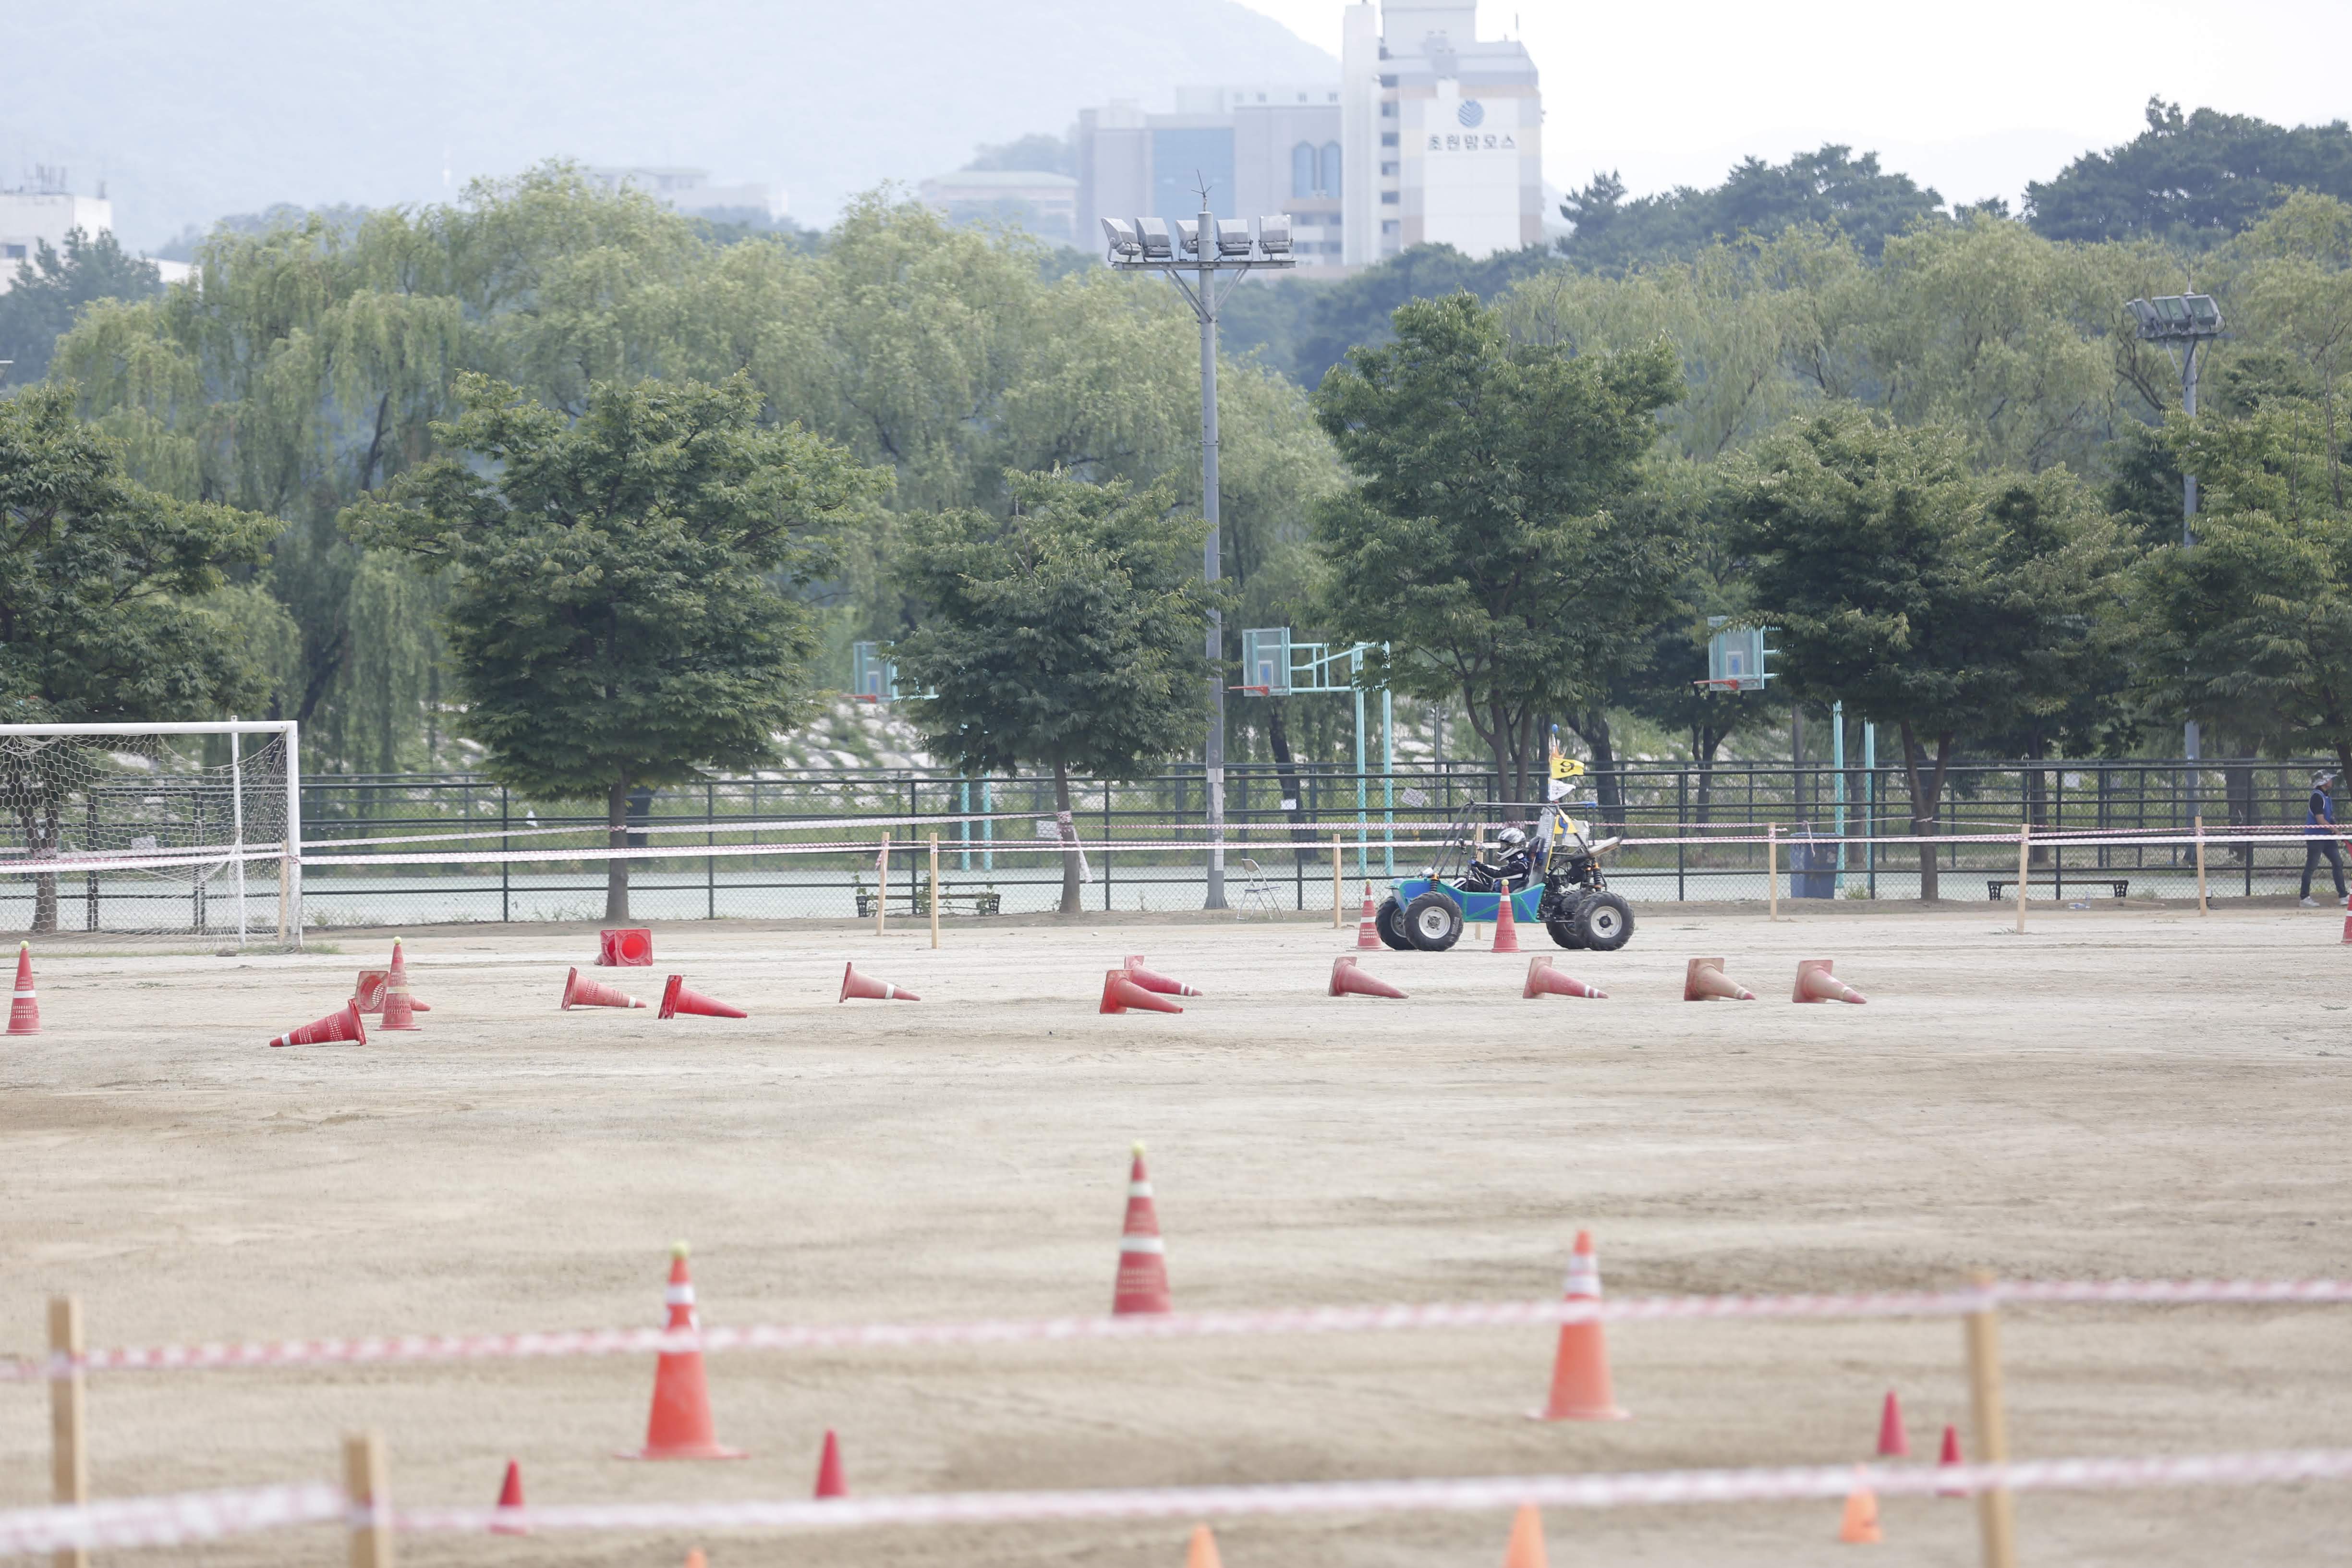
[1236,0,2352,209]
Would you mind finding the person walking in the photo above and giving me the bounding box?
[2301,770,2347,906]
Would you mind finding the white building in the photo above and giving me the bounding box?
[0,173,113,294]
[584,167,788,223]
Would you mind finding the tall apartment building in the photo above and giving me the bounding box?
[1076,1,1540,273]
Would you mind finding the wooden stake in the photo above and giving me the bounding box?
[343,1430,394,1568]
[1332,834,1343,929]
[928,832,941,949]
[1767,823,1779,920]
[50,1296,86,1568]
[875,834,889,937]
[2194,814,2209,914]
[1964,1271,2019,1568]
[2014,822,2030,934]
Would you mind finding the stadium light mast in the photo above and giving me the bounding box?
[2127,290,2225,762]
[1102,191,1296,909]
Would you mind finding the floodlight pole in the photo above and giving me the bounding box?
[2130,292,2224,767]
[2181,332,2207,763]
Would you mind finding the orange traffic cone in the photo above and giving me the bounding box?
[491,1459,526,1535]
[813,1428,847,1498]
[1357,883,1382,949]
[389,939,428,1011]
[268,998,366,1048]
[561,966,645,1010]
[355,969,388,1013]
[1523,956,1605,1000]
[1501,1503,1547,1568]
[598,927,654,967]
[1937,1424,1966,1495]
[380,938,420,1030]
[660,976,746,1020]
[1684,957,1756,1001]
[1532,1230,1627,1420]
[1329,955,1407,999]
[1102,968,1182,1014]
[1185,1523,1223,1568]
[2340,893,2351,944]
[840,962,920,1002]
[1492,889,1522,952]
[1838,1471,1883,1543]
[7,942,37,1035]
[1124,956,1200,997]
[683,1551,707,1568]
[1875,1389,1909,1456]
[1794,959,1867,1005]
[1113,1142,1172,1315]
[621,1243,744,1460]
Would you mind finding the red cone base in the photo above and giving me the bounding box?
[1524,956,1606,1000]
[1329,955,1407,999]
[1112,1142,1172,1314]
[813,1429,847,1498]
[8,942,38,1036]
[269,998,366,1048]
[562,966,645,1009]
[660,975,746,1020]
[1101,969,1182,1014]
[1875,1389,1909,1457]
[1684,957,1756,1001]
[1122,956,1200,996]
[1794,959,1867,1005]
[491,1459,527,1535]
[355,969,388,1012]
[840,962,920,1002]
[598,927,654,967]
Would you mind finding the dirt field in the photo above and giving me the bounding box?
[0,903,2347,1567]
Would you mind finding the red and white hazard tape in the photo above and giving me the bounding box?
[0,1483,342,1557]
[8,1278,2346,1383]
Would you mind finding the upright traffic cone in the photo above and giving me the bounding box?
[621,1243,744,1460]
[1874,1389,1910,1457]
[1101,968,1182,1014]
[840,963,921,1003]
[1683,957,1756,1001]
[561,966,645,1010]
[1838,1471,1883,1544]
[683,1551,707,1568]
[380,938,420,1030]
[659,975,746,1020]
[1185,1524,1223,1568]
[1329,955,1407,999]
[1532,1230,1627,1420]
[1357,883,1382,949]
[1124,956,1200,997]
[1937,1424,1966,1495]
[267,998,366,1048]
[2340,893,2351,944]
[1523,956,1606,1000]
[1794,959,1867,1005]
[1491,889,1522,953]
[1112,1142,1172,1314]
[385,938,429,1011]
[490,1459,527,1535]
[1502,1503,1547,1568]
[7,942,37,1035]
[812,1428,847,1498]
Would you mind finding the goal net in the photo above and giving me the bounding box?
[0,722,301,948]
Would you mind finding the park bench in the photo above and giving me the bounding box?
[1985,876,2130,901]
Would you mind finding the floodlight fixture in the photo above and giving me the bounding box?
[2128,292,2224,341]
[1100,217,1140,257]
[1255,214,1292,254]
[1134,217,1173,259]
[1175,218,1201,256]
[1215,218,1251,255]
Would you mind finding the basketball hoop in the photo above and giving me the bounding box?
[852,693,881,703]
[1691,677,1746,697]
[1230,684,1273,697]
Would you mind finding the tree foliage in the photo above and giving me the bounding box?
[2028,99,2352,246]
[0,228,163,386]
[1558,145,1945,271]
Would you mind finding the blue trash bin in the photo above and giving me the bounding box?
[1788,826,1838,899]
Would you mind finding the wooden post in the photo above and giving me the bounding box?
[875,834,889,937]
[928,832,941,949]
[49,1296,86,1568]
[2194,814,2209,914]
[2014,822,2030,934]
[1332,834,1344,928]
[343,1430,394,1568]
[1964,1271,2019,1568]
[1766,823,1779,920]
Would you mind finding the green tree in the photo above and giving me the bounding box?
[1733,411,2124,899]
[2028,99,2352,246]
[345,372,886,918]
[1310,292,1685,806]
[0,228,163,385]
[0,385,283,928]
[891,470,1213,913]
[1558,146,1945,272]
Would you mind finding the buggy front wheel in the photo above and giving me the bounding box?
[1545,911,1588,949]
[1402,891,1463,951]
[1374,897,1414,951]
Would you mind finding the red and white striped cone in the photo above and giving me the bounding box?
[1532,1230,1628,1421]
[380,938,420,1031]
[7,942,37,1036]
[621,1243,745,1460]
[1356,883,1381,950]
[1112,1142,1171,1315]
[1491,889,1522,953]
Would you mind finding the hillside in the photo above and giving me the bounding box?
[3,0,1336,250]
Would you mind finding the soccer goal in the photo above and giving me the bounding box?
[0,721,302,948]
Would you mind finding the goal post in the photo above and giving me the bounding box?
[0,720,301,948]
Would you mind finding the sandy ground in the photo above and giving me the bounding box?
[0,903,2348,1567]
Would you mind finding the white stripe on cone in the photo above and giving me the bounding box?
[1128,1182,1153,1197]
[1118,1238,1166,1254]
[665,1286,696,1305]
[1565,1260,1601,1298]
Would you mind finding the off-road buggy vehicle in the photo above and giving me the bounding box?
[1373,802,1633,953]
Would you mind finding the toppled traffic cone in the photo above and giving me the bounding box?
[1502,1503,1547,1568]
[660,975,746,1020]
[1838,1471,1883,1544]
[840,963,920,1003]
[380,938,420,1031]
[1532,1230,1627,1420]
[1684,957,1755,1001]
[491,1459,527,1535]
[1795,959,1867,1005]
[598,927,653,967]
[7,942,37,1036]
[561,966,645,1010]
[1937,1424,1966,1495]
[813,1428,847,1498]
[1186,1523,1223,1568]
[1357,883,1382,950]
[1492,889,1522,953]
[1524,956,1605,1000]
[1112,1142,1172,1315]
[268,998,366,1048]
[1875,1389,1909,1457]
[355,969,388,1013]
[1101,968,1182,1015]
[1124,956,1200,997]
[621,1243,745,1459]
[1330,955,1406,999]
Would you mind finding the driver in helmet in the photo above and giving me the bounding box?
[1471,825,1536,891]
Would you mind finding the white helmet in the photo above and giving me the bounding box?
[1497,827,1527,850]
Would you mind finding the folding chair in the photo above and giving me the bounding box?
[1235,857,1283,919]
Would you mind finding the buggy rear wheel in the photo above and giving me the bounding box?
[1374,897,1413,951]
[1572,891,1634,952]
[1402,891,1463,951]
[1545,912,1588,949]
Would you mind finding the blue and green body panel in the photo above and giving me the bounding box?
[1391,876,1540,924]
